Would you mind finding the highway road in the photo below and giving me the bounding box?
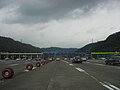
[0,59,120,90]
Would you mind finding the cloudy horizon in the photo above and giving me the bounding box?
[0,0,120,48]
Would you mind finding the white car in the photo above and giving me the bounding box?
[5,58,10,60]
[16,58,21,61]
[81,57,87,61]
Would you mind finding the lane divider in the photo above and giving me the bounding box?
[69,64,73,66]
[24,67,36,72]
[9,64,19,66]
[94,63,105,66]
[100,82,120,90]
[2,68,14,79]
[104,82,120,90]
[61,60,120,90]
[62,60,69,64]
[24,69,29,72]
[100,82,114,90]
[75,67,120,90]
[33,67,36,70]
[76,67,85,72]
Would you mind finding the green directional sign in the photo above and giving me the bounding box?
[91,52,120,54]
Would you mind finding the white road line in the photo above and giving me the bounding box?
[69,64,73,66]
[47,78,55,90]
[99,82,120,90]
[90,76,99,81]
[24,67,36,72]
[9,64,19,66]
[103,85,115,90]
[76,67,85,72]
[85,62,90,63]
[104,82,120,90]
[95,63,105,66]
[33,67,36,70]
[75,66,120,90]
[109,84,120,90]
[66,62,69,64]
[99,82,115,90]
[62,60,69,64]
[116,67,120,69]
[24,70,29,72]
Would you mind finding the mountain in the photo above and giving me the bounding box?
[0,36,42,53]
[77,31,120,52]
[42,47,77,53]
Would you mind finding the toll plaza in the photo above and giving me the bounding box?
[0,52,43,60]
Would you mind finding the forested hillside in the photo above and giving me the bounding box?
[77,31,120,52]
[42,47,77,53]
[0,36,42,53]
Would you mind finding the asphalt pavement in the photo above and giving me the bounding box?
[0,59,120,90]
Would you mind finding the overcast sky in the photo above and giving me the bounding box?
[0,0,120,48]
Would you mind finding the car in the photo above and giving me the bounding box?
[27,58,32,61]
[72,56,82,63]
[81,57,87,61]
[56,58,60,61]
[105,56,120,65]
[5,58,10,60]
[22,58,26,60]
[16,58,21,61]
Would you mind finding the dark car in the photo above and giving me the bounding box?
[72,56,82,63]
[105,56,120,65]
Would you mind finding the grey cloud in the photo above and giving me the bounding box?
[1,0,116,24]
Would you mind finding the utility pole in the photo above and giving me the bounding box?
[21,39,23,43]
[92,38,93,43]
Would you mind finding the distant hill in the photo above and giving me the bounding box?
[77,31,120,52]
[0,36,42,53]
[42,47,77,53]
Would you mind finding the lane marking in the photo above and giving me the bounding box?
[24,67,36,72]
[104,82,120,90]
[9,64,19,66]
[90,76,99,81]
[95,63,105,66]
[87,62,120,70]
[100,82,114,90]
[76,67,85,72]
[75,67,120,90]
[109,84,120,90]
[99,82,120,90]
[33,67,36,70]
[69,64,73,66]
[84,62,90,63]
[24,70,29,72]
[116,67,120,70]
[63,60,120,90]
[62,60,69,64]
[47,78,55,90]
[66,62,69,64]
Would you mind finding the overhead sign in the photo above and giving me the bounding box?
[91,52,120,54]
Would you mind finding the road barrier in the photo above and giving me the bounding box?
[41,61,46,65]
[26,63,33,70]
[2,68,14,79]
[1,60,53,79]
[36,62,41,67]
